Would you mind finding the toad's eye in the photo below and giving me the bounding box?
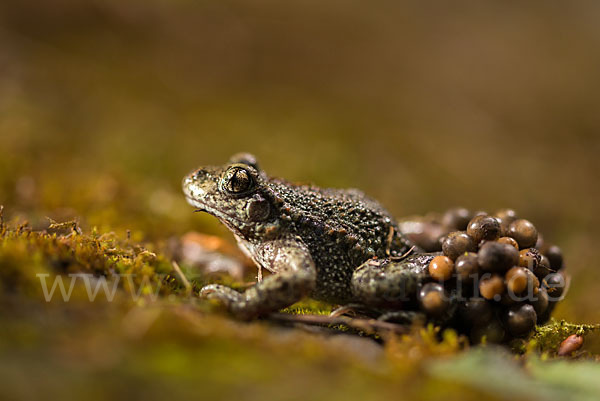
[222,167,254,195]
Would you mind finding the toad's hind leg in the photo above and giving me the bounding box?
[351,253,437,308]
[200,241,317,320]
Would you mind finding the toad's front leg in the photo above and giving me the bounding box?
[200,240,317,319]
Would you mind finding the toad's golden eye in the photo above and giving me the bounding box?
[222,167,254,195]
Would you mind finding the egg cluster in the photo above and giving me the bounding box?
[411,208,566,343]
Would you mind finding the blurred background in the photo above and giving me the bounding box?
[1,0,599,336]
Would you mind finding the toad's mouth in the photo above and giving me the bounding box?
[184,195,247,236]
[184,195,231,220]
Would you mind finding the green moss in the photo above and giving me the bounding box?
[282,299,333,315]
[0,219,189,304]
[523,319,600,356]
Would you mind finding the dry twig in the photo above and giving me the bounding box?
[268,312,411,335]
[171,260,192,293]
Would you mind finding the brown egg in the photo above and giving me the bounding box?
[478,241,519,273]
[525,268,540,293]
[535,233,546,252]
[442,231,476,260]
[544,272,567,301]
[418,282,450,317]
[470,317,506,344]
[507,219,538,249]
[455,252,480,284]
[495,208,518,222]
[458,297,493,325]
[428,255,454,281]
[533,255,553,279]
[467,215,501,244]
[544,245,564,270]
[497,236,519,250]
[479,275,505,301]
[504,304,537,337]
[442,208,472,231]
[519,248,541,271]
[495,209,518,236]
[499,292,520,307]
[399,220,446,252]
[505,267,529,295]
[532,287,549,320]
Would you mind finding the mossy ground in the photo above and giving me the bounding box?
[1,217,598,401]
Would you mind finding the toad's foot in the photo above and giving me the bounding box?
[200,284,244,305]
